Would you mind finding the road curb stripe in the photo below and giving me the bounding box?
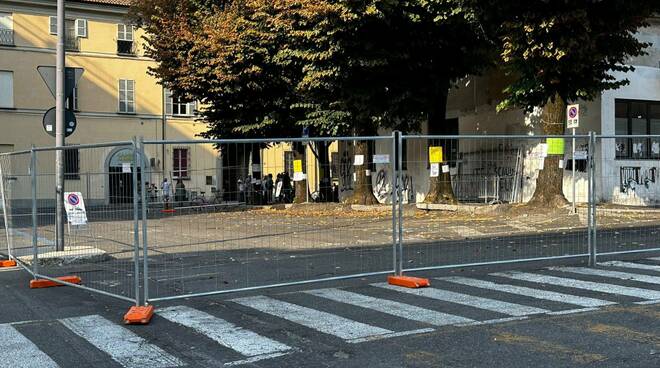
[551,267,660,285]
[372,283,548,316]
[60,315,183,368]
[157,305,291,358]
[0,324,59,368]
[232,296,398,341]
[305,288,474,326]
[440,277,615,307]
[492,272,660,300]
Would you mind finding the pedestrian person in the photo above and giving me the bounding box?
[162,178,171,209]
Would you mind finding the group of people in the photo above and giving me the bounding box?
[143,178,187,209]
[238,172,295,204]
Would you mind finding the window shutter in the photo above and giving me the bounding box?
[75,19,87,38]
[49,16,57,35]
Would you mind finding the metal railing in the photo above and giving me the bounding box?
[0,28,13,46]
[1,133,658,308]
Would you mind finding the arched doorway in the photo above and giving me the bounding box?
[105,148,150,204]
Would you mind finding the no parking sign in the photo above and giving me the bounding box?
[64,192,88,226]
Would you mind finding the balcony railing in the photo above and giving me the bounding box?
[0,28,14,46]
[117,40,137,56]
[65,35,79,52]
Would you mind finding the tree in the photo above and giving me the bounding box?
[484,0,659,207]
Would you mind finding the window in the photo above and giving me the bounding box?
[284,151,294,177]
[117,24,135,55]
[64,148,80,180]
[165,90,195,116]
[0,71,13,108]
[118,79,135,113]
[615,100,660,159]
[0,12,13,46]
[49,17,81,50]
[173,148,190,179]
[66,86,78,111]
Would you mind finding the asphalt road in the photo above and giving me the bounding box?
[2,255,660,368]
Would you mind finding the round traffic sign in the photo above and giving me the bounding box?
[43,107,77,138]
[568,106,578,119]
[67,193,80,206]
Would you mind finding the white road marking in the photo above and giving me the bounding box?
[551,266,660,285]
[648,257,660,262]
[373,283,548,316]
[545,308,599,316]
[599,261,660,272]
[492,272,660,300]
[157,305,291,360]
[60,315,183,368]
[232,296,429,343]
[441,277,615,307]
[305,288,474,326]
[460,316,528,326]
[0,324,59,368]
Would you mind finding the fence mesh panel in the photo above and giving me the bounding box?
[143,137,395,301]
[0,152,33,265]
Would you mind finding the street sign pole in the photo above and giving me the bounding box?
[55,0,66,251]
[572,128,576,214]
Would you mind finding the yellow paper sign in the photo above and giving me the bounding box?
[429,146,443,163]
[293,159,303,173]
[547,138,565,155]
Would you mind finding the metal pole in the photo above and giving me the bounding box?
[397,132,404,275]
[161,87,167,174]
[572,128,576,213]
[139,137,149,304]
[30,148,38,276]
[391,132,398,274]
[54,0,66,251]
[588,131,596,266]
[131,137,140,305]
[0,163,13,260]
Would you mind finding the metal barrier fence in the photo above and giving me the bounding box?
[0,133,659,308]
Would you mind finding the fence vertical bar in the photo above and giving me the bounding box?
[588,132,596,266]
[0,163,12,260]
[30,147,38,276]
[391,131,398,275]
[131,137,141,305]
[139,137,149,304]
[397,132,404,276]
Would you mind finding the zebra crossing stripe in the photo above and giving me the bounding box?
[60,315,183,368]
[157,305,291,360]
[441,277,615,307]
[492,272,660,300]
[373,283,548,316]
[648,257,660,262]
[551,267,660,285]
[599,261,660,272]
[305,288,475,326]
[232,296,432,343]
[0,324,59,368]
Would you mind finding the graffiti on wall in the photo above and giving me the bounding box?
[374,168,414,202]
[620,166,657,194]
[339,150,353,192]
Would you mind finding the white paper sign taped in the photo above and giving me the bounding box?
[430,163,440,177]
[373,154,390,164]
[442,165,450,173]
[539,159,545,170]
[354,155,364,166]
[293,172,305,182]
[559,159,564,169]
[122,162,131,173]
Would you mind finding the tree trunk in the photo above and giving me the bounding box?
[527,94,569,207]
[316,141,332,202]
[423,90,457,204]
[292,142,307,204]
[344,140,379,205]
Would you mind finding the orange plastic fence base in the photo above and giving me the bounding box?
[124,305,155,325]
[388,275,430,288]
[0,260,17,268]
[29,276,82,289]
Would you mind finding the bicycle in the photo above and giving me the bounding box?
[190,188,223,211]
